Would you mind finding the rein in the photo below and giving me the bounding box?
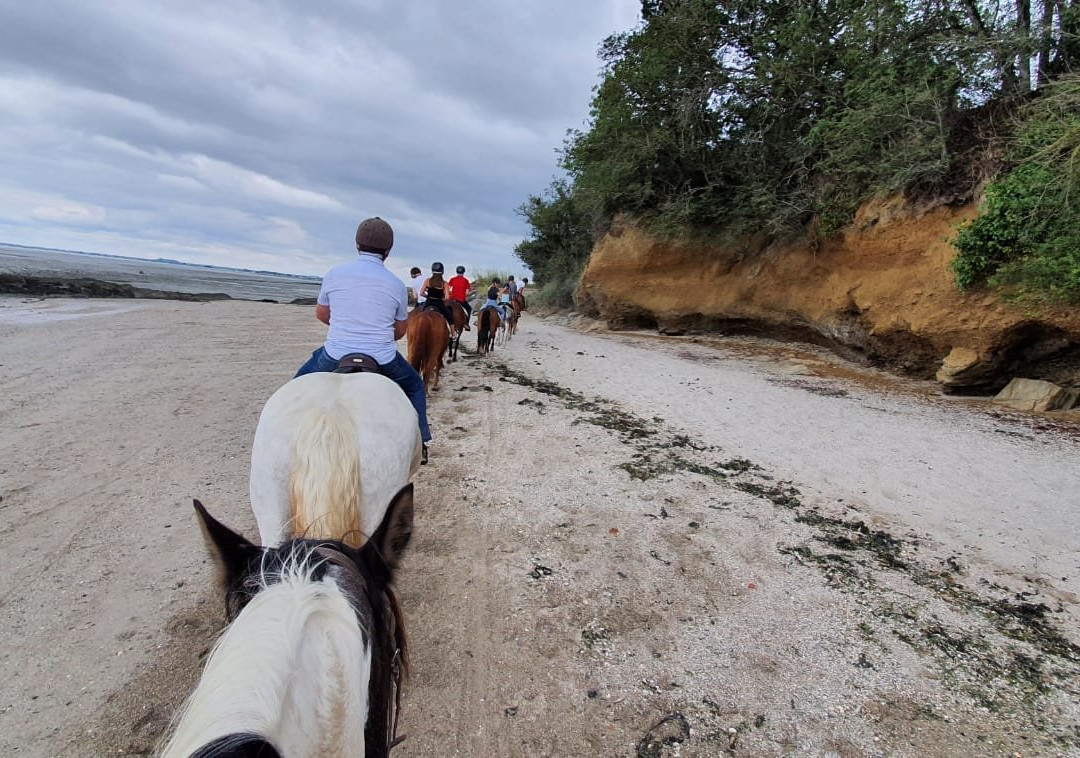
[315,545,407,755]
[388,647,406,751]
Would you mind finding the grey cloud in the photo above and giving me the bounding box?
[0,0,641,276]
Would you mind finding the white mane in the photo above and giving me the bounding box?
[159,558,370,758]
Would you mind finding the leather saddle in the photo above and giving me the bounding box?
[334,352,381,374]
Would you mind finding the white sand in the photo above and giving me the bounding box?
[1,297,1077,757]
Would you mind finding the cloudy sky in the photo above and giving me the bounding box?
[0,1,640,280]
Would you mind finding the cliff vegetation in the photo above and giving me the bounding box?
[515,0,1080,389]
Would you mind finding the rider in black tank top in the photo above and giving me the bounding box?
[422,263,453,326]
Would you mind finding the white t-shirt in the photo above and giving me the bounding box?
[411,274,426,304]
[318,254,409,365]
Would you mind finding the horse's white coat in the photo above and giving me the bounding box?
[250,372,422,547]
[159,562,370,757]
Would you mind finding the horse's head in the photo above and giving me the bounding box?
[195,483,412,622]
[190,485,414,755]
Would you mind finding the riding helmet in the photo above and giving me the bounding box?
[456,265,465,275]
[431,262,444,274]
[355,217,394,256]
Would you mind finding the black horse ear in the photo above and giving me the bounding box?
[193,499,260,591]
[369,484,414,573]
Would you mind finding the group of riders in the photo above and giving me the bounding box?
[293,216,526,465]
[409,263,527,332]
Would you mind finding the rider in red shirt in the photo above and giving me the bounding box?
[447,266,473,329]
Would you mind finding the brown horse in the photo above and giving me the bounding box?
[476,306,500,356]
[446,301,469,363]
[507,300,521,339]
[407,308,450,390]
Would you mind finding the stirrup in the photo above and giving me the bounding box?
[421,443,429,465]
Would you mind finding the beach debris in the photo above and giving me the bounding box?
[529,564,553,580]
[636,713,690,758]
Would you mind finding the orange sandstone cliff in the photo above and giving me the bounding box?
[576,197,1080,392]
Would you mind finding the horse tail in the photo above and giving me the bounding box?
[477,309,490,353]
[287,407,363,547]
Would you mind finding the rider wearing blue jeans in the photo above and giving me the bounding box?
[294,217,432,463]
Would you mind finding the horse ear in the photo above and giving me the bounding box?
[370,484,414,573]
[193,499,260,591]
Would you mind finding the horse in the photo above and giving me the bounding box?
[159,485,413,758]
[249,371,422,549]
[406,307,450,391]
[446,301,469,363]
[505,301,520,341]
[476,305,500,356]
[512,292,526,312]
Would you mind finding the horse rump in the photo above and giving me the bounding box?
[477,307,500,355]
[406,309,449,390]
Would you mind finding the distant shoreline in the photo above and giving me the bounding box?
[0,241,320,282]
[0,273,317,305]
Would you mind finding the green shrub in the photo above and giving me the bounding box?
[951,77,1080,301]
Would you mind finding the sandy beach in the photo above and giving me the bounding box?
[1,295,1078,757]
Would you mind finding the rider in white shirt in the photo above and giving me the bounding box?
[295,218,433,462]
[410,267,425,306]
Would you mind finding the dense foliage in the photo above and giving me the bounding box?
[952,76,1080,300]
[516,0,1080,302]
[514,181,594,306]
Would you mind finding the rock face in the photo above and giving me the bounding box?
[576,198,1080,392]
[993,378,1079,412]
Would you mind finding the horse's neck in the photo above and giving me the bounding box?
[161,576,370,758]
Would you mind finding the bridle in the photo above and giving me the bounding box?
[388,647,405,751]
[314,545,407,755]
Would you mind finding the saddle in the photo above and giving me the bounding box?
[334,352,381,374]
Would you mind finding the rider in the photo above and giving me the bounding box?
[497,282,513,322]
[410,266,425,306]
[420,262,454,328]
[484,277,501,311]
[447,265,472,330]
[294,217,433,463]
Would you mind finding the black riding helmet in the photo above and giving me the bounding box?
[431,262,444,274]
[456,265,465,275]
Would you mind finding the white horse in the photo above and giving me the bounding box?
[160,487,412,757]
[249,371,422,548]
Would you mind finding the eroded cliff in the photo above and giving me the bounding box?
[576,197,1080,392]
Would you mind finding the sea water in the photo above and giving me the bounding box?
[0,243,322,303]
